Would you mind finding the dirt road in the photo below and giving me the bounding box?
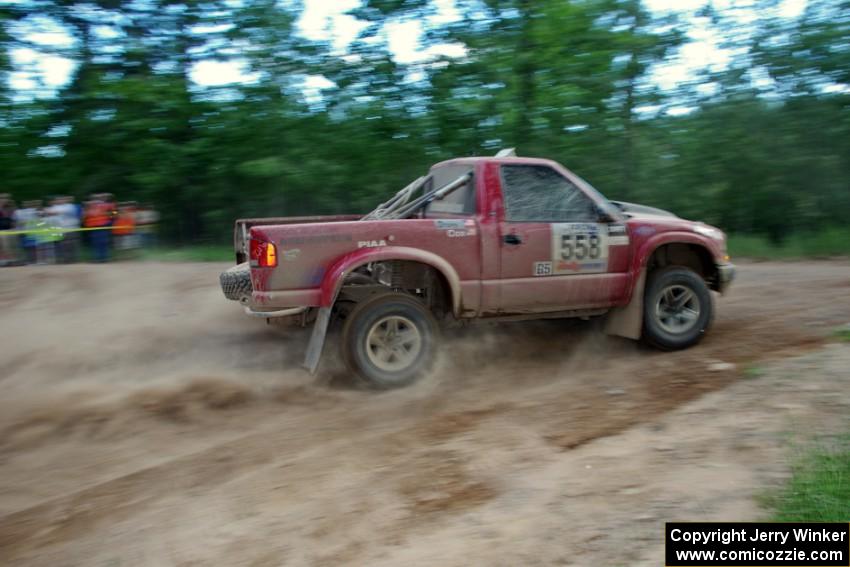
[1,260,849,565]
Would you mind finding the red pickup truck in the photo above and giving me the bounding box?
[221,153,735,388]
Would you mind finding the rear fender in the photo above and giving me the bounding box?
[319,246,463,317]
[303,247,462,376]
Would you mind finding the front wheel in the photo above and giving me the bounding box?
[341,292,439,389]
[643,266,713,350]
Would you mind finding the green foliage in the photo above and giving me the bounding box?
[764,438,850,522]
[2,0,848,247]
[832,327,850,343]
[728,227,850,259]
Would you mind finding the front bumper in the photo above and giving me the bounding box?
[716,262,736,294]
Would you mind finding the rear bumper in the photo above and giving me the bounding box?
[716,262,736,294]
[251,289,321,309]
[243,305,308,319]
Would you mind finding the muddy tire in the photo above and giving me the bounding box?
[341,292,438,389]
[643,266,713,350]
[220,262,252,302]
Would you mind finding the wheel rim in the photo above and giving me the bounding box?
[365,315,422,373]
[655,284,701,334]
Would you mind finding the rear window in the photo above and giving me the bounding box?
[424,164,475,216]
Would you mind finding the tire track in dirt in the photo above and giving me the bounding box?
[0,399,507,560]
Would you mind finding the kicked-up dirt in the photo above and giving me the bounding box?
[0,259,849,565]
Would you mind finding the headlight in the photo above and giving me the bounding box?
[693,225,724,241]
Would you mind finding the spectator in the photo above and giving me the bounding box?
[0,194,13,230]
[0,194,18,265]
[46,198,64,259]
[48,196,81,263]
[14,200,40,264]
[34,207,61,265]
[113,202,137,251]
[103,193,118,223]
[84,194,113,262]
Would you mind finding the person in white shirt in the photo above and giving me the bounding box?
[13,201,39,264]
[50,196,81,263]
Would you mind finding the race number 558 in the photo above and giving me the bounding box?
[560,233,601,261]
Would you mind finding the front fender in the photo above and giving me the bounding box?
[608,232,719,341]
[626,231,721,299]
[636,231,721,269]
[318,246,463,317]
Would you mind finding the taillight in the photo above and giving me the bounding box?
[250,238,277,268]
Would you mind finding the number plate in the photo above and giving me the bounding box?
[550,223,609,274]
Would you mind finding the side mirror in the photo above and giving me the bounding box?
[596,204,616,223]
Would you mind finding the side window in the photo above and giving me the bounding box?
[425,165,475,216]
[501,165,597,222]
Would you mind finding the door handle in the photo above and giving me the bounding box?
[503,234,522,245]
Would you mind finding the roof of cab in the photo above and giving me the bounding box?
[429,155,561,170]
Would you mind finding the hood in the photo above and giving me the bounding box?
[616,204,727,254]
[613,200,723,235]
[610,200,678,218]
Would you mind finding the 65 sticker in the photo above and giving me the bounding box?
[534,261,553,276]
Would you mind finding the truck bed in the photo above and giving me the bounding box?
[233,214,362,264]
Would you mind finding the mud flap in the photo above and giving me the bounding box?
[303,306,332,375]
[604,270,646,340]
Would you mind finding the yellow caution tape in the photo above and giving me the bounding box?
[1,225,158,236]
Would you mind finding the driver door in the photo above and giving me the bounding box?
[497,164,629,313]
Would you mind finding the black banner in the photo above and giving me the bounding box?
[666,522,850,566]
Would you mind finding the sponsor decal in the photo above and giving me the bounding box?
[434,219,466,230]
[436,219,477,237]
[608,223,628,236]
[557,260,580,272]
[608,223,630,246]
[358,240,387,248]
[634,225,656,237]
[281,248,301,261]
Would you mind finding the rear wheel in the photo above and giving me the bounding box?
[643,266,713,350]
[341,292,438,389]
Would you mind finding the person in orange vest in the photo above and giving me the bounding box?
[84,194,113,262]
[112,203,137,251]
